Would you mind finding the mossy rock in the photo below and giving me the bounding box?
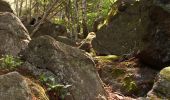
[147,67,170,99]
[95,55,120,63]
[160,67,170,81]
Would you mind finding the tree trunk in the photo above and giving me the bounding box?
[73,0,79,39]
[19,0,24,17]
[29,0,32,21]
[15,0,19,16]
[82,0,88,38]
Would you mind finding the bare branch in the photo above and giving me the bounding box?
[30,0,61,37]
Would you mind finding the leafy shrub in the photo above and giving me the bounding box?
[0,55,22,69]
[122,74,137,92]
[39,74,71,100]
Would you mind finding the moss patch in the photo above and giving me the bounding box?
[95,55,120,63]
[160,67,170,81]
[122,74,137,93]
[112,68,126,78]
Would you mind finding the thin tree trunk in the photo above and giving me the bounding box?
[34,1,39,19]
[43,0,46,14]
[82,0,88,38]
[73,0,79,40]
[19,0,24,17]
[25,0,28,22]
[15,0,19,16]
[65,0,72,38]
[29,0,32,21]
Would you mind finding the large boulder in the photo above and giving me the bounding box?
[137,1,170,69]
[92,0,152,55]
[0,12,30,56]
[92,0,170,69]
[0,72,48,100]
[26,20,68,38]
[21,35,106,100]
[147,67,170,99]
[0,0,13,13]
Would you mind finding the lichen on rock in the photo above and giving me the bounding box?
[147,66,170,99]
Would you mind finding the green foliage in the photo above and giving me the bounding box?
[0,55,22,70]
[87,12,98,28]
[112,68,126,78]
[53,18,67,25]
[39,74,71,100]
[37,0,50,5]
[86,0,115,30]
[122,74,137,92]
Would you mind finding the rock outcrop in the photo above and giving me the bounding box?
[21,35,106,100]
[147,67,170,99]
[0,0,13,13]
[92,0,152,55]
[0,12,30,56]
[137,2,170,69]
[0,72,48,100]
[92,0,170,69]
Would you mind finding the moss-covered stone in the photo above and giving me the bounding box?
[0,71,49,100]
[95,55,120,63]
[160,67,170,81]
[26,78,49,100]
[147,67,170,99]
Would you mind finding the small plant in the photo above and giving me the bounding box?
[39,74,72,100]
[112,68,125,78]
[0,55,22,69]
[122,74,137,92]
